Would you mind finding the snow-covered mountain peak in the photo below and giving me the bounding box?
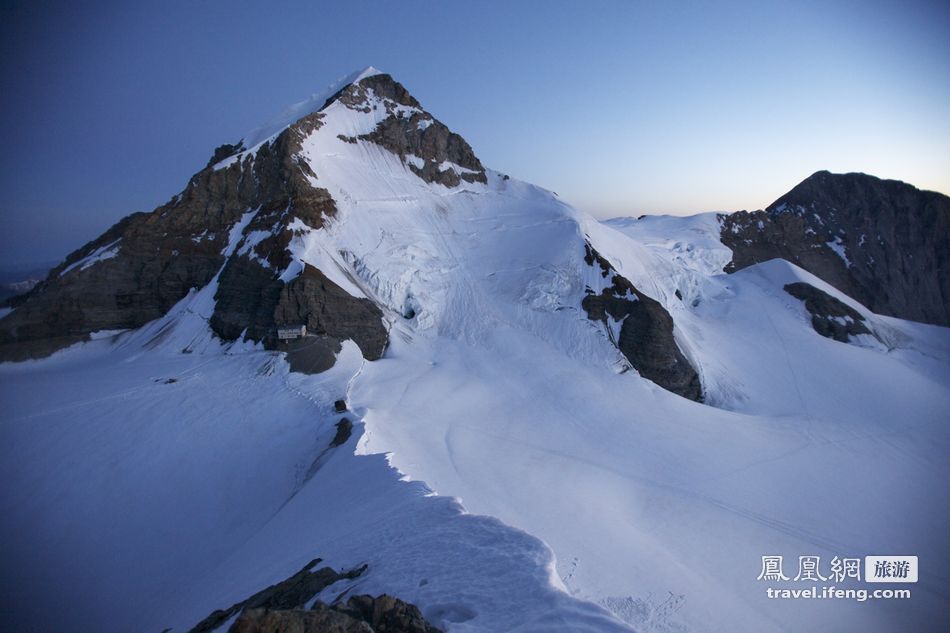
[2,65,950,633]
[237,65,385,150]
[352,64,384,80]
[209,67,489,196]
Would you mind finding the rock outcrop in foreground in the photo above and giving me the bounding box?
[188,557,439,633]
[721,171,950,327]
[232,595,441,633]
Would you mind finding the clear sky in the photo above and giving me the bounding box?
[1,0,948,268]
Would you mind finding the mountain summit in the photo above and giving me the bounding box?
[0,70,487,364]
[0,68,700,401]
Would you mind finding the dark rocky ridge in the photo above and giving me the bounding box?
[232,596,441,633]
[207,141,247,168]
[337,74,487,187]
[721,171,950,326]
[188,558,365,633]
[784,282,876,344]
[188,557,440,633]
[581,244,703,401]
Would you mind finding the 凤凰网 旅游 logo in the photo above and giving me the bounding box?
[756,555,916,602]
[757,555,917,583]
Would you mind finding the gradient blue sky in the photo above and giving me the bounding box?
[1,0,948,267]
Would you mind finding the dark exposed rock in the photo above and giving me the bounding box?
[331,417,353,447]
[721,171,950,326]
[334,399,348,413]
[211,257,387,368]
[231,607,372,633]
[331,74,487,188]
[0,198,227,361]
[328,73,421,113]
[210,255,286,342]
[188,558,367,633]
[332,594,441,633]
[208,141,246,168]
[358,114,487,187]
[230,595,441,633]
[583,243,611,278]
[784,282,875,344]
[581,244,703,401]
[274,265,388,360]
[188,557,439,633]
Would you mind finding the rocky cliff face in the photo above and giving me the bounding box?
[721,171,950,326]
[0,72,487,364]
[582,243,703,401]
[337,74,487,188]
[0,110,333,361]
[273,265,387,358]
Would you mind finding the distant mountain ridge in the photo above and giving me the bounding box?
[720,170,950,326]
[0,264,50,303]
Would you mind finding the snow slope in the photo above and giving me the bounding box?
[0,309,629,633]
[2,71,949,633]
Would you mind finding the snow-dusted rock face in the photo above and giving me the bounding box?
[0,109,344,360]
[0,71,486,363]
[581,243,702,401]
[188,556,442,633]
[720,170,950,326]
[784,282,877,344]
[335,74,487,188]
[187,558,369,633]
[228,596,442,633]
